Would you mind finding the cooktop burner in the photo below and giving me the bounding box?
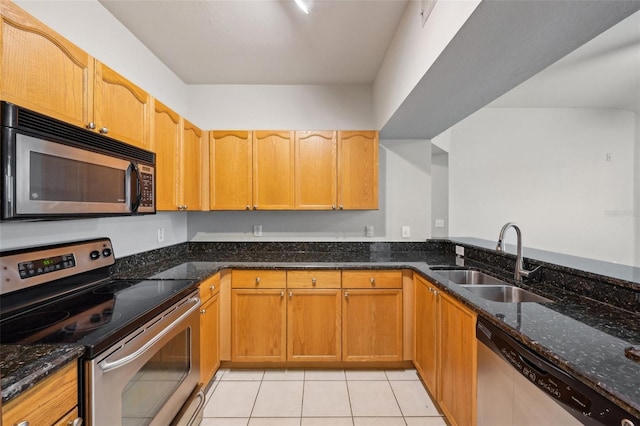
[0,278,197,358]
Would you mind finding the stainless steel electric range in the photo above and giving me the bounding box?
[0,238,204,426]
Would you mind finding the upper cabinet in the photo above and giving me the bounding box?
[209,129,379,211]
[253,131,295,210]
[338,131,379,210]
[0,1,151,151]
[295,131,337,210]
[181,119,205,211]
[0,0,93,127]
[92,61,151,150]
[153,99,181,210]
[210,131,253,210]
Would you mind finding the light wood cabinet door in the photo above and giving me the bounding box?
[438,291,477,426]
[414,275,439,394]
[181,119,204,211]
[210,131,252,210]
[2,361,77,426]
[153,99,180,210]
[337,131,379,210]
[294,131,337,210]
[342,289,403,361]
[253,131,294,210]
[0,0,93,128]
[231,289,286,362]
[287,289,342,362]
[93,61,151,150]
[200,292,220,385]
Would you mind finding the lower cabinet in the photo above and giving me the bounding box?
[200,273,221,384]
[2,361,80,426]
[413,274,477,426]
[231,289,287,362]
[342,289,403,361]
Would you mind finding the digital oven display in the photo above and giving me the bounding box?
[18,253,76,279]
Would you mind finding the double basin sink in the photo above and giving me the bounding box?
[430,268,552,304]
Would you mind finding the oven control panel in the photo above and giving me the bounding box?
[18,253,76,278]
[0,238,115,296]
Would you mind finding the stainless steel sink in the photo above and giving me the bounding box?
[434,269,505,285]
[460,285,552,303]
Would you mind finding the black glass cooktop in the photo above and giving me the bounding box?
[0,278,197,358]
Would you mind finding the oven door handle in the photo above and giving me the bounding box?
[99,296,200,373]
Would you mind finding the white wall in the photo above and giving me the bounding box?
[188,138,431,241]
[431,147,449,238]
[449,107,637,266]
[372,0,480,130]
[4,0,191,255]
[0,213,187,257]
[187,85,374,130]
[635,113,640,265]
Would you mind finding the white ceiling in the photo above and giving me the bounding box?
[99,0,409,85]
[489,10,640,112]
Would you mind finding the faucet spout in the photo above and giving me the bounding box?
[496,222,541,283]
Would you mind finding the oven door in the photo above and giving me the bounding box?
[86,292,201,426]
[13,132,136,217]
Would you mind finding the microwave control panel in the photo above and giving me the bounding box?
[140,172,154,207]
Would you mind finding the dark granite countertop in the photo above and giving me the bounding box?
[114,249,640,419]
[0,344,85,404]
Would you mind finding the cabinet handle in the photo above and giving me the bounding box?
[370,277,376,285]
[99,127,109,134]
[86,122,96,130]
[280,291,285,297]
[15,421,29,426]
[200,309,206,314]
[311,277,316,285]
[344,291,349,298]
[210,285,215,290]
[68,418,83,426]
[289,291,293,297]
[255,277,261,284]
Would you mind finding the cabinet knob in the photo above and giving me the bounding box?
[183,205,188,210]
[68,418,83,426]
[256,277,261,284]
[339,205,344,210]
[99,127,109,134]
[209,285,215,290]
[280,291,285,297]
[332,205,336,210]
[253,205,258,210]
[344,291,349,298]
[370,277,376,285]
[86,122,96,130]
[311,277,317,285]
[200,309,206,314]
[289,291,293,297]
[245,205,250,210]
[15,421,30,426]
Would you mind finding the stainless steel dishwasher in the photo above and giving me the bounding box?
[476,317,639,426]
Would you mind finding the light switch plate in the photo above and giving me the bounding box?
[402,226,410,238]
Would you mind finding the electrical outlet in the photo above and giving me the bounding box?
[455,245,464,256]
[253,225,262,237]
[435,219,445,228]
[365,226,374,237]
[402,226,410,238]
[157,228,165,243]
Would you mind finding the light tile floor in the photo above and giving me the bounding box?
[201,368,447,426]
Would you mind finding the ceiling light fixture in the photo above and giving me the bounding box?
[294,0,310,14]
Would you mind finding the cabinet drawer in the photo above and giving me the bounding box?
[2,362,77,426]
[199,273,221,303]
[342,270,402,288]
[287,270,341,288]
[232,270,286,288]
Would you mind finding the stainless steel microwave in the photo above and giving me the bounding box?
[1,101,155,220]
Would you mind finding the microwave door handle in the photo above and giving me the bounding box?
[130,162,141,213]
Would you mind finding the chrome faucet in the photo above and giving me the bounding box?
[496,222,541,283]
